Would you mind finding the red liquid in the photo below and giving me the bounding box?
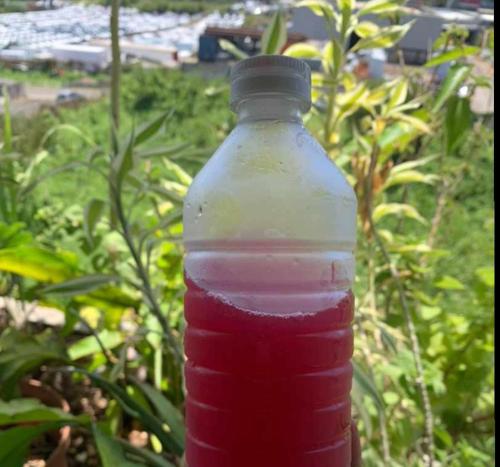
[184,277,354,467]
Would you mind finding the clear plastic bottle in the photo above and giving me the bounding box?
[183,55,357,467]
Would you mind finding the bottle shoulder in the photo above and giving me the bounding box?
[184,121,357,246]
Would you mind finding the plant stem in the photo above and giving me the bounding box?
[365,146,435,466]
[68,307,117,366]
[110,0,121,131]
[113,187,183,366]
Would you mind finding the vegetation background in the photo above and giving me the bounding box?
[0,1,494,466]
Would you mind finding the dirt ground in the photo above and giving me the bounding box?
[0,84,106,117]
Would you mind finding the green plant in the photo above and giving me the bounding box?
[0,1,493,466]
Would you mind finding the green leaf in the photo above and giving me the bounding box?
[390,155,437,174]
[117,438,176,467]
[425,46,480,68]
[358,0,404,15]
[383,170,437,189]
[137,142,192,159]
[0,222,32,249]
[84,198,106,245]
[2,85,12,153]
[163,159,193,186]
[93,424,143,467]
[475,267,494,288]
[283,43,322,59]
[133,379,185,450]
[297,0,336,20]
[337,0,354,11]
[435,275,465,290]
[391,112,431,134]
[420,306,442,320]
[0,330,68,398]
[42,274,118,297]
[134,111,171,147]
[68,330,124,361]
[79,371,183,456]
[0,245,76,282]
[0,398,87,425]
[432,64,472,113]
[111,128,136,190]
[445,96,472,155]
[218,39,249,60]
[352,22,413,51]
[354,21,380,39]
[261,9,287,55]
[387,79,408,109]
[41,123,97,148]
[373,203,426,224]
[351,383,373,439]
[0,422,64,467]
[353,361,385,415]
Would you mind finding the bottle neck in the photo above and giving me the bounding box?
[236,96,303,123]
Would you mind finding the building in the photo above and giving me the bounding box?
[49,44,109,72]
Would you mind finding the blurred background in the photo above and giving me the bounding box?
[0,0,494,466]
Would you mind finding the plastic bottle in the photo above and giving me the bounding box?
[183,55,357,467]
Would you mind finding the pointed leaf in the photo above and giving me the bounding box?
[41,124,96,148]
[117,438,176,467]
[297,0,336,20]
[383,170,437,189]
[283,43,322,59]
[373,203,426,224]
[353,361,385,415]
[218,39,249,60]
[68,330,124,361]
[475,266,494,288]
[359,0,404,15]
[352,22,413,51]
[261,9,287,55]
[84,198,106,245]
[134,111,171,147]
[337,0,354,11]
[137,143,192,159]
[432,64,472,112]
[425,46,480,68]
[111,128,136,190]
[0,398,87,425]
[163,159,192,186]
[388,79,408,109]
[93,424,142,467]
[354,21,380,39]
[390,155,437,174]
[0,422,64,467]
[2,85,12,153]
[79,371,183,456]
[435,275,465,290]
[391,112,431,133]
[0,245,76,282]
[445,96,472,155]
[133,379,185,449]
[42,274,119,297]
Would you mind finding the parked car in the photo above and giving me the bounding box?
[56,90,86,104]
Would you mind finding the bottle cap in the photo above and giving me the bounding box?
[230,55,311,113]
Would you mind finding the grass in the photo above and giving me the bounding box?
[0,66,107,87]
